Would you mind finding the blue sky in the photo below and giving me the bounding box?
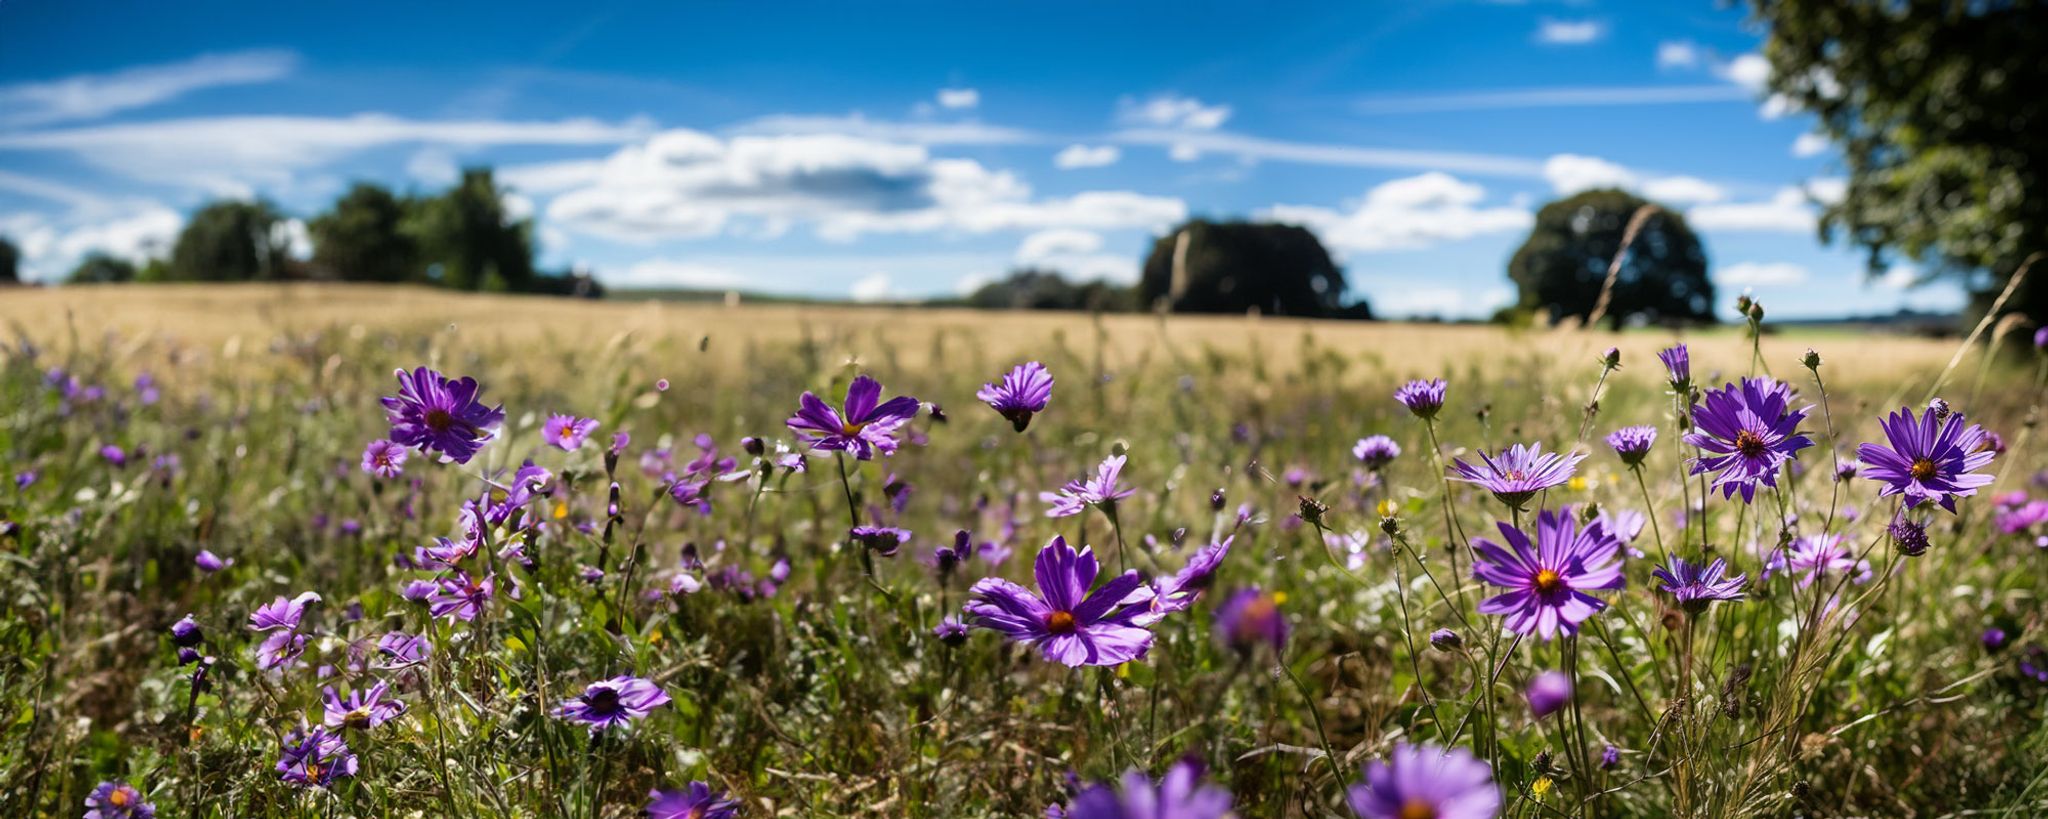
[0,1,1965,319]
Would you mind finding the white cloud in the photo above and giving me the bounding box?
[1167,142,1201,163]
[407,148,460,186]
[1367,284,1515,319]
[1053,144,1121,169]
[615,259,753,290]
[0,49,298,128]
[1016,228,1103,260]
[1352,85,1750,114]
[0,114,649,195]
[0,169,111,210]
[1535,18,1605,45]
[1260,171,1532,254]
[1715,53,1771,93]
[2,202,184,280]
[1117,93,1231,131]
[1720,261,1809,286]
[1012,229,1137,283]
[1114,129,1546,178]
[1877,263,1919,290]
[1806,177,1846,205]
[936,88,980,110]
[1656,40,1702,70]
[954,272,992,296]
[1639,175,1725,205]
[1543,154,1636,194]
[1791,133,1831,158]
[534,128,1185,243]
[850,271,893,302]
[732,113,1038,146]
[1687,187,1817,233]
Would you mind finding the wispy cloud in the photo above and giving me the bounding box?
[1535,18,1605,45]
[1112,128,1547,179]
[1353,84,1752,115]
[1116,93,1232,131]
[0,49,299,128]
[1720,261,1809,286]
[1053,144,1121,169]
[936,88,980,110]
[729,113,1041,146]
[1260,171,1532,254]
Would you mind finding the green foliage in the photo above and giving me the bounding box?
[166,200,292,282]
[405,168,535,292]
[1751,0,2048,325]
[1508,189,1715,328]
[1139,219,1366,318]
[309,183,419,283]
[66,253,138,285]
[0,235,18,283]
[962,268,1134,312]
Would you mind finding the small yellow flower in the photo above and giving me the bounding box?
[1567,476,1589,492]
[1376,498,1397,518]
[1532,776,1554,797]
[1271,591,1288,605]
[553,502,568,520]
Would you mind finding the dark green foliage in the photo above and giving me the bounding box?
[0,236,18,283]
[309,182,419,283]
[1507,189,1715,328]
[66,253,137,284]
[167,200,292,282]
[1751,0,2048,326]
[962,268,1133,312]
[1139,220,1364,318]
[407,168,535,292]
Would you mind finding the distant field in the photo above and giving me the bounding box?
[0,283,1978,385]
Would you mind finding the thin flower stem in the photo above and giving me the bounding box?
[1278,659,1345,785]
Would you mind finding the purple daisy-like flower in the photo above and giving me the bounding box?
[323,680,407,730]
[195,549,232,573]
[850,525,912,556]
[964,536,1156,667]
[1763,533,1871,588]
[1448,443,1585,510]
[785,374,920,460]
[1043,454,1137,518]
[556,675,670,732]
[248,592,320,670]
[978,361,1054,432]
[375,631,431,669]
[1606,425,1657,467]
[1526,669,1572,717]
[1214,587,1288,655]
[647,782,739,819]
[1887,513,1932,557]
[275,726,358,789]
[85,780,155,819]
[1471,509,1624,639]
[542,414,601,451]
[1684,377,1813,502]
[933,616,970,645]
[1068,758,1233,819]
[1394,378,1447,420]
[1657,343,1690,388]
[170,614,203,646]
[361,439,407,479]
[1855,405,1997,513]
[1353,435,1401,470]
[428,572,494,621]
[1346,742,1501,819]
[1650,556,1746,612]
[382,366,504,465]
[1147,535,1233,621]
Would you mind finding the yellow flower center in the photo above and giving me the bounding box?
[1909,458,1937,480]
[1399,799,1437,819]
[1533,568,1565,595]
[1734,429,1766,458]
[1046,610,1078,634]
[109,790,130,807]
[840,420,868,436]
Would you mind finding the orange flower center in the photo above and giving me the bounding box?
[425,408,454,432]
[1533,568,1565,595]
[1400,799,1438,819]
[1734,429,1766,458]
[1046,610,1078,634]
[108,790,130,807]
[1909,458,1937,480]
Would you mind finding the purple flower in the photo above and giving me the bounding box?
[1068,759,1233,819]
[1763,533,1871,588]
[1658,344,1690,388]
[1394,378,1447,420]
[1855,406,1997,513]
[1043,454,1136,518]
[1684,378,1813,503]
[2036,326,2048,349]
[1213,587,1288,654]
[13,469,36,490]
[1650,556,1746,612]
[1600,745,1621,769]
[100,445,127,466]
[323,680,407,730]
[170,614,203,646]
[1526,670,1572,718]
[1472,509,1624,639]
[248,592,320,670]
[556,675,671,732]
[85,780,155,819]
[647,782,739,819]
[785,374,920,460]
[1148,536,1233,620]
[1346,742,1500,819]
[933,616,970,645]
[850,525,912,556]
[428,572,494,621]
[1448,443,1585,510]
[1887,514,1932,557]
[276,725,358,789]
[1606,425,1657,467]
[382,367,504,465]
[964,536,1155,667]
[375,631,432,669]
[1984,628,2009,651]
[1353,435,1401,470]
[542,414,601,451]
[979,361,1054,432]
[360,439,407,479]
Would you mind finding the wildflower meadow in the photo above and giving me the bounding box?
[2,289,2046,817]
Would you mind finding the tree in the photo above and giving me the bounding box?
[1751,0,2048,326]
[68,253,137,284]
[168,200,291,281]
[1507,189,1714,328]
[311,183,419,282]
[964,268,1133,312]
[0,235,18,283]
[407,168,534,291]
[1138,220,1361,318]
